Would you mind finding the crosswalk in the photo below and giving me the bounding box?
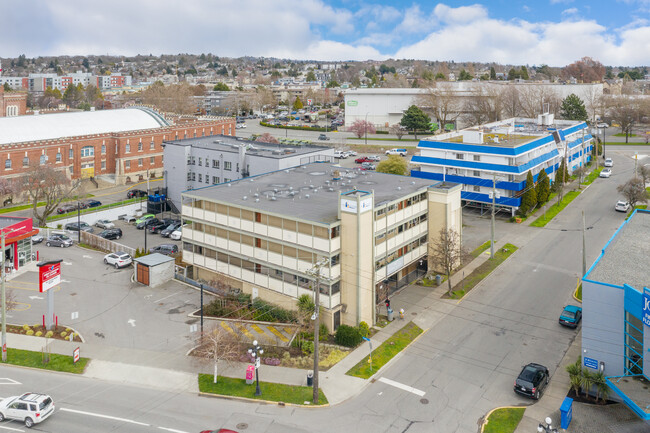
[218,321,295,346]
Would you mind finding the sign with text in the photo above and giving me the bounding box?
[38,261,62,293]
[584,356,598,370]
[643,289,650,327]
[341,197,372,214]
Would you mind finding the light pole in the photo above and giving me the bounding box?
[599,125,607,159]
[538,417,558,433]
[248,340,263,396]
[306,257,330,405]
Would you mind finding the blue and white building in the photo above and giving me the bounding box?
[582,209,650,420]
[410,114,593,215]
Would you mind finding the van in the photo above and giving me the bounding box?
[386,148,407,156]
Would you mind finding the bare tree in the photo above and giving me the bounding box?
[617,177,648,209]
[19,164,81,227]
[518,85,560,117]
[255,132,279,144]
[389,124,406,140]
[193,325,242,384]
[501,85,520,118]
[140,81,196,114]
[417,82,461,129]
[0,177,17,207]
[609,96,643,143]
[463,84,503,125]
[428,228,464,296]
[348,119,375,139]
[561,57,606,83]
[638,165,650,187]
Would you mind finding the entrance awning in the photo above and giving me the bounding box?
[606,374,650,420]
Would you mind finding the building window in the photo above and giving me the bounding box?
[224,178,230,182]
[39,155,46,165]
[198,174,202,182]
[473,185,480,192]
[56,153,62,162]
[22,157,29,167]
[187,172,192,181]
[125,160,131,169]
[69,149,74,159]
[138,141,143,151]
[205,174,210,184]
[101,160,106,169]
[212,176,219,184]
[5,159,11,169]
[198,157,202,167]
[255,212,262,222]
[150,156,155,164]
[212,160,219,169]
[81,146,94,157]
[330,254,340,266]
[191,172,196,181]
[150,140,155,149]
[138,158,143,167]
[236,163,239,173]
[473,170,480,177]
[331,226,340,238]
[125,143,131,153]
[224,161,232,171]
[473,155,481,161]
[101,144,106,154]
[456,153,464,160]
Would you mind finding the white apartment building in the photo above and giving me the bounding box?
[181,163,462,329]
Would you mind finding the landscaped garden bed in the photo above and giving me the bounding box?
[8,324,82,342]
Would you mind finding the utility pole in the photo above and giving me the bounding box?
[306,257,330,405]
[490,173,496,259]
[1,231,6,362]
[582,210,587,277]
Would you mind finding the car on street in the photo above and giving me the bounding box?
[95,219,115,229]
[597,122,609,128]
[355,156,372,164]
[135,214,155,225]
[604,158,613,167]
[45,234,73,247]
[514,363,549,399]
[149,244,179,255]
[361,162,376,170]
[97,228,123,240]
[148,220,168,233]
[386,148,408,156]
[31,234,44,244]
[318,134,330,141]
[127,189,147,198]
[56,204,78,214]
[84,199,102,208]
[615,200,631,212]
[600,168,612,178]
[367,155,381,162]
[559,305,583,328]
[65,222,94,233]
[103,252,132,268]
[0,392,55,428]
[161,222,182,237]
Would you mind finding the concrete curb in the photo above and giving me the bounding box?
[7,324,86,344]
[198,391,329,408]
[0,358,91,376]
[480,406,528,433]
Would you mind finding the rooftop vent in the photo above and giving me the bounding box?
[328,187,334,192]
[305,194,310,199]
[242,196,248,200]
[270,196,277,201]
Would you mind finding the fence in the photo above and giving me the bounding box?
[174,267,241,297]
[79,231,136,257]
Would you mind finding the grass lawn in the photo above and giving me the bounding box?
[346,322,423,379]
[582,167,602,185]
[483,407,525,433]
[447,243,518,299]
[613,133,637,137]
[530,191,580,227]
[198,374,328,405]
[3,348,89,374]
[471,240,492,258]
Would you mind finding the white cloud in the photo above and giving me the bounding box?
[562,7,579,14]
[550,0,574,4]
[433,4,488,23]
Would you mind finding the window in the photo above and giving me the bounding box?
[81,146,94,158]
[330,254,340,266]
[198,157,202,167]
[101,144,106,154]
[224,161,232,171]
[473,170,480,177]
[125,160,131,169]
[224,178,230,182]
[138,141,143,151]
[191,172,196,181]
[330,226,340,238]
[473,185,480,192]
[39,155,46,165]
[205,174,210,184]
[56,152,62,162]
[101,160,106,169]
[236,163,239,173]
[150,156,155,164]
[187,172,192,181]
[23,157,29,167]
[212,160,219,169]
[212,176,219,184]
[69,149,74,159]
[150,140,155,149]
[5,159,11,169]
[125,143,131,153]
[138,158,143,166]
[473,155,481,161]
[456,153,464,160]
[198,174,202,182]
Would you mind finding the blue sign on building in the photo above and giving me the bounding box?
[584,357,599,369]
[643,289,650,327]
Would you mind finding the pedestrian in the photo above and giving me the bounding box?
[399,308,405,320]
[385,298,390,312]
[645,135,648,145]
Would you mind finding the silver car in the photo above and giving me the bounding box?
[45,234,73,247]
[95,219,115,229]
[103,252,133,269]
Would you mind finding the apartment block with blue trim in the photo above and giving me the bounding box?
[411,113,593,216]
[582,209,650,420]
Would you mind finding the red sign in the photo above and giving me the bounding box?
[246,365,254,381]
[307,99,313,106]
[39,262,61,293]
[73,347,80,364]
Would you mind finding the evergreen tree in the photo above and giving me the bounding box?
[508,68,518,80]
[519,170,537,216]
[536,169,550,204]
[400,105,431,139]
[552,158,569,192]
[293,97,304,110]
[490,67,497,80]
[520,66,529,80]
[560,94,588,121]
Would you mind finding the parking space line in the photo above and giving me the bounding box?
[0,378,21,385]
[250,323,265,335]
[280,326,294,336]
[59,407,150,426]
[0,425,25,432]
[158,427,189,433]
[11,302,30,311]
[235,323,254,340]
[378,377,426,397]
[267,325,289,342]
[153,291,183,303]
[219,321,237,337]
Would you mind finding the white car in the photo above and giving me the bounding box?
[103,252,133,269]
[600,168,612,178]
[386,148,408,156]
[0,393,55,428]
[170,225,185,240]
[344,150,357,157]
[95,219,115,229]
[597,122,609,128]
[367,155,381,162]
[604,158,613,167]
[334,151,348,159]
[615,201,630,212]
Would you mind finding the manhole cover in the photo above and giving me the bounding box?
[236,423,248,430]
[420,398,429,404]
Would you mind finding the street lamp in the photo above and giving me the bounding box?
[247,340,263,396]
[537,417,558,433]
[599,124,608,159]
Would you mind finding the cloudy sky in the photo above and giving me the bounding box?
[3,0,650,66]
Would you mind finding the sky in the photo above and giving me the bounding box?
[2,0,650,66]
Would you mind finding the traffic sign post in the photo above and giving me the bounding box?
[38,260,62,331]
[73,347,80,364]
[362,336,373,371]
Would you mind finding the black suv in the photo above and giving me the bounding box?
[136,218,159,230]
[97,228,123,240]
[514,363,549,399]
[148,220,168,233]
[127,189,147,198]
[149,244,179,255]
[161,222,182,237]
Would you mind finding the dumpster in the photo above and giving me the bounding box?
[307,370,313,386]
[560,396,573,429]
[387,307,394,321]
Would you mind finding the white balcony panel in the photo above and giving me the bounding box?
[193,209,204,220]
[387,213,396,227]
[182,251,194,263]
[241,220,254,232]
[204,234,216,247]
[269,277,282,293]
[283,283,298,298]
[268,226,282,240]
[204,211,216,223]
[182,205,192,217]
[253,223,268,236]
[205,258,217,270]
[227,240,241,254]
[395,233,404,246]
[229,265,241,279]
[183,228,194,241]
[330,237,340,252]
[313,238,330,253]
[296,259,311,273]
[193,231,205,244]
[254,274,269,287]
[330,264,341,279]
[283,257,297,270]
[241,269,255,283]
[215,260,229,274]
[216,236,227,250]
[240,245,254,258]
[331,292,341,308]
[216,213,227,226]
[297,234,313,248]
[268,252,282,266]
[283,230,297,243]
[376,267,386,281]
[193,255,205,267]
[228,216,241,229]
[254,248,267,262]
[375,242,386,257]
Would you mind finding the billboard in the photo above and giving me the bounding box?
[39,261,61,293]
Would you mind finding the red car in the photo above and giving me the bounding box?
[200,430,238,433]
[355,156,372,164]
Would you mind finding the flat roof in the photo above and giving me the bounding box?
[184,163,436,224]
[0,216,30,229]
[587,210,650,291]
[134,253,175,267]
[164,135,332,159]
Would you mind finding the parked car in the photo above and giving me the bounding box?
[56,204,78,214]
[386,148,408,156]
[597,122,609,128]
[0,392,55,428]
[84,199,102,208]
[604,158,613,167]
[148,220,168,233]
[149,244,179,255]
[615,200,631,212]
[318,134,330,141]
[514,363,549,399]
[367,155,381,162]
[559,305,583,328]
[137,218,159,230]
[170,226,184,240]
[103,252,132,269]
[344,150,357,157]
[333,150,348,159]
[355,156,372,164]
[135,214,155,225]
[95,219,115,229]
[361,162,376,170]
[161,222,182,238]
[31,234,44,244]
[64,222,94,233]
[120,214,137,223]
[127,189,147,198]
[45,234,73,247]
[600,168,612,178]
[97,228,123,240]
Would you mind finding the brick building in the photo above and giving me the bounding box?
[0,87,27,117]
[0,107,235,184]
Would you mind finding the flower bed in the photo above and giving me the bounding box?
[8,324,82,342]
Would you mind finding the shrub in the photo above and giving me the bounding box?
[358,321,369,338]
[60,332,67,338]
[65,328,71,332]
[335,325,363,347]
[35,331,43,337]
[26,330,34,336]
[301,341,314,355]
[319,323,329,340]
[44,331,53,338]
[22,324,30,331]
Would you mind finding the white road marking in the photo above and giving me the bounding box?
[0,378,21,385]
[82,255,93,259]
[61,279,70,283]
[378,377,426,397]
[127,319,136,327]
[63,262,72,266]
[0,425,25,432]
[28,296,43,300]
[153,291,182,303]
[59,407,150,426]
[158,427,189,433]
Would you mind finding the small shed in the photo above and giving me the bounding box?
[134,253,175,287]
